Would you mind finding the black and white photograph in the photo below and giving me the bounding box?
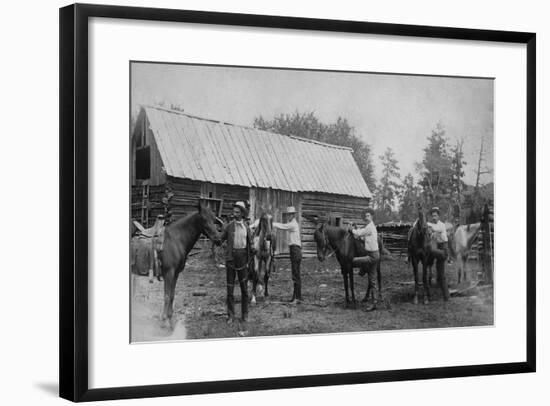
[130,62,495,342]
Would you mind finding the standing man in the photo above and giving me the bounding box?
[427,206,450,300]
[220,201,253,323]
[351,207,381,311]
[273,206,302,303]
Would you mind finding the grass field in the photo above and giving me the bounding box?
[131,253,493,342]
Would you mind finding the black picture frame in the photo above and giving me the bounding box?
[59,3,536,402]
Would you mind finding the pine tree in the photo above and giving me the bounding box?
[399,173,421,221]
[418,122,453,212]
[375,147,401,220]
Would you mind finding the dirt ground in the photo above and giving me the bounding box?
[131,253,493,342]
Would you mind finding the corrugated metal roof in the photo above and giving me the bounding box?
[143,106,372,198]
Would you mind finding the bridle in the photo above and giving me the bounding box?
[256,214,274,255]
[316,225,336,260]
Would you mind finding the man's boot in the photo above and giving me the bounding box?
[289,284,297,303]
[296,284,302,303]
[366,291,382,312]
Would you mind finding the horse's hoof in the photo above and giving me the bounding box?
[423,298,429,305]
[160,318,172,331]
[413,297,419,305]
[251,296,256,305]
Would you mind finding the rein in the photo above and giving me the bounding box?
[320,226,337,258]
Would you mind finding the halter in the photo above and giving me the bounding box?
[255,214,274,254]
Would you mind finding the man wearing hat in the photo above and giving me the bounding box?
[273,206,302,303]
[220,201,254,322]
[351,207,381,311]
[427,207,449,297]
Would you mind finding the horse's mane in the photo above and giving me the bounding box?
[168,211,201,229]
[314,224,348,251]
[321,224,346,238]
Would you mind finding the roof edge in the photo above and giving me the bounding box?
[288,135,353,151]
[141,104,354,152]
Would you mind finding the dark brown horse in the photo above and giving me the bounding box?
[158,203,222,328]
[407,206,449,304]
[313,224,383,307]
[250,212,276,304]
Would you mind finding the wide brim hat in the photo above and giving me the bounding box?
[365,207,375,216]
[284,206,297,214]
[233,201,247,214]
[430,206,440,215]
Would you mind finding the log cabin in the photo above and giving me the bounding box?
[131,105,373,257]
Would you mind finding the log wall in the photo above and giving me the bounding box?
[131,181,371,258]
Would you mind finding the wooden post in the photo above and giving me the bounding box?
[481,203,493,283]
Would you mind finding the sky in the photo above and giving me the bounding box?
[131,62,494,186]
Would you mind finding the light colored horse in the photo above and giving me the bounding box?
[453,223,481,284]
[250,213,276,304]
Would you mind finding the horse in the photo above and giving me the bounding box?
[158,203,222,328]
[250,212,276,304]
[407,206,438,304]
[313,224,384,308]
[453,222,481,284]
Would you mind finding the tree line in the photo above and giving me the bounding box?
[254,112,493,224]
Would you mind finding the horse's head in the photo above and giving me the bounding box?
[313,223,329,262]
[197,202,222,244]
[258,212,274,238]
[413,206,432,246]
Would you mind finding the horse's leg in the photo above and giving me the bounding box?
[460,254,468,284]
[168,267,182,328]
[456,254,462,285]
[412,257,419,305]
[438,258,450,301]
[422,259,430,305]
[341,265,350,307]
[264,256,272,297]
[349,266,356,308]
[465,253,473,283]
[377,257,383,303]
[428,256,436,287]
[161,266,175,327]
[250,256,259,305]
[258,259,265,298]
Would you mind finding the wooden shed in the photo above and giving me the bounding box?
[131,105,373,257]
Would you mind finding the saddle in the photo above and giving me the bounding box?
[132,219,165,251]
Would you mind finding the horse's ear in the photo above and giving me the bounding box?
[197,201,202,213]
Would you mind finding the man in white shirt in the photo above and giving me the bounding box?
[351,208,381,311]
[427,207,449,298]
[273,206,302,303]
